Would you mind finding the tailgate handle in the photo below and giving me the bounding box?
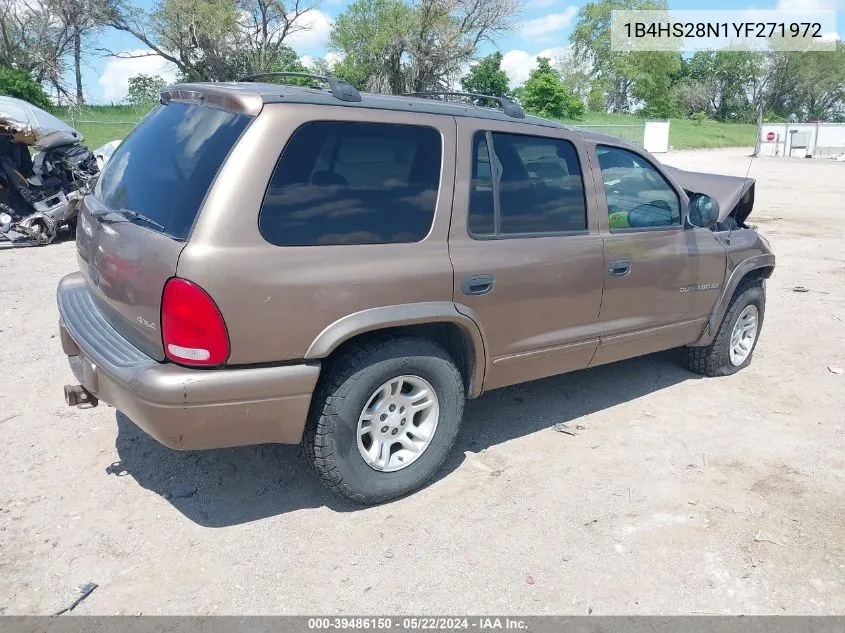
[462,274,494,296]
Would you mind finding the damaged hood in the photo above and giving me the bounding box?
[0,96,82,150]
[664,165,755,225]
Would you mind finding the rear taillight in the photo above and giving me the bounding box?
[161,278,229,366]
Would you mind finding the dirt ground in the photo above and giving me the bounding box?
[1,148,843,616]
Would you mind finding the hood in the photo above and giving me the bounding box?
[0,96,83,150]
[663,165,755,226]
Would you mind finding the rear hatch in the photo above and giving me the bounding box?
[75,98,252,360]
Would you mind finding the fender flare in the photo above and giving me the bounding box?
[304,302,489,398]
[692,253,775,347]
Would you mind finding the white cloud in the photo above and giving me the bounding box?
[821,31,841,40]
[286,10,333,51]
[324,51,344,69]
[501,47,567,87]
[777,0,845,9]
[300,51,344,72]
[98,50,179,103]
[518,7,578,39]
[526,0,559,7]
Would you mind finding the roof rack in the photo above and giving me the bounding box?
[237,72,362,103]
[404,91,525,119]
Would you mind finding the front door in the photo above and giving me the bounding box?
[586,143,727,366]
[449,119,606,391]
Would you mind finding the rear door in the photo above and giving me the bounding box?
[585,143,727,366]
[449,119,605,391]
[75,99,252,359]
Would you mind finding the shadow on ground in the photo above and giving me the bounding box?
[110,349,697,526]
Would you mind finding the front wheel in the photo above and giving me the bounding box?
[304,336,465,504]
[685,280,765,376]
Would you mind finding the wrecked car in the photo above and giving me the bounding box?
[57,79,775,505]
[0,96,100,248]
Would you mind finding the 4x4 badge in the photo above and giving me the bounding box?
[137,316,156,330]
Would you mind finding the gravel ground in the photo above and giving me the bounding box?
[1,148,844,615]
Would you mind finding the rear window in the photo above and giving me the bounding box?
[259,121,442,246]
[94,101,250,240]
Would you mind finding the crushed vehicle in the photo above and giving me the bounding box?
[0,96,101,248]
[57,75,774,504]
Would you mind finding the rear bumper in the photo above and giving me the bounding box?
[57,272,320,449]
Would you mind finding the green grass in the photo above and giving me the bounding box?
[54,104,758,152]
[54,104,152,149]
[664,118,757,150]
[561,112,758,150]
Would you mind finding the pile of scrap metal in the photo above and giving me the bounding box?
[0,96,101,248]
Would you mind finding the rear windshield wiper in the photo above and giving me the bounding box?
[90,207,167,233]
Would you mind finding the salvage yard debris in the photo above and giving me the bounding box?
[52,582,98,616]
[0,97,115,249]
[754,530,785,546]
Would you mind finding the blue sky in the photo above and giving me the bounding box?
[79,0,844,104]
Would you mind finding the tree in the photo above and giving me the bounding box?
[330,0,518,94]
[514,57,584,120]
[125,74,167,106]
[234,0,321,76]
[570,0,679,114]
[586,82,606,112]
[767,44,845,121]
[683,50,766,122]
[0,0,71,98]
[49,0,110,104]
[0,64,51,108]
[103,0,319,81]
[552,47,591,104]
[460,52,509,99]
[631,50,681,118]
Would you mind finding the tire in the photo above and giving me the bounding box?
[685,279,765,377]
[304,335,465,505]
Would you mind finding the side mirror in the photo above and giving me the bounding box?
[688,193,720,229]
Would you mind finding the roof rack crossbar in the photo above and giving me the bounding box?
[403,91,525,119]
[238,72,362,103]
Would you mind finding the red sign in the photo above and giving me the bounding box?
[766,131,775,141]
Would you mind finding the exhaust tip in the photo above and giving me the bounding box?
[64,384,98,408]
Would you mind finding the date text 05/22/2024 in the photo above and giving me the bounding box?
[307,618,527,631]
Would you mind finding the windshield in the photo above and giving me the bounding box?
[94,101,251,240]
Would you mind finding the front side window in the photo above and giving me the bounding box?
[468,131,588,237]
[259,122,442,246]
[596,145,681,230]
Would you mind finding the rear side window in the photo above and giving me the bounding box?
[469,131,587,237]
[94,101,250,240]
[259,122,442,246]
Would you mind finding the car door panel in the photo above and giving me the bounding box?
[586,143,726,367]
[449,119,605,392]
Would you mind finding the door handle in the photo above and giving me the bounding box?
[462,274,495,296]
[608,259,631,277]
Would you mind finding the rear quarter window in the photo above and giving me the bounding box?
[94,101,250,240]
[259,121,442,246]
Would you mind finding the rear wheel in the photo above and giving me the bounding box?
[685,280,765,376]
[304,336,465,504]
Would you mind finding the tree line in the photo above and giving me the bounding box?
[0,0,843,122]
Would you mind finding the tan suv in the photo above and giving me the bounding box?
[58,74,775,504]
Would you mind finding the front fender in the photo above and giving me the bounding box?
[304,302,488,398]
[692,252,775,346]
